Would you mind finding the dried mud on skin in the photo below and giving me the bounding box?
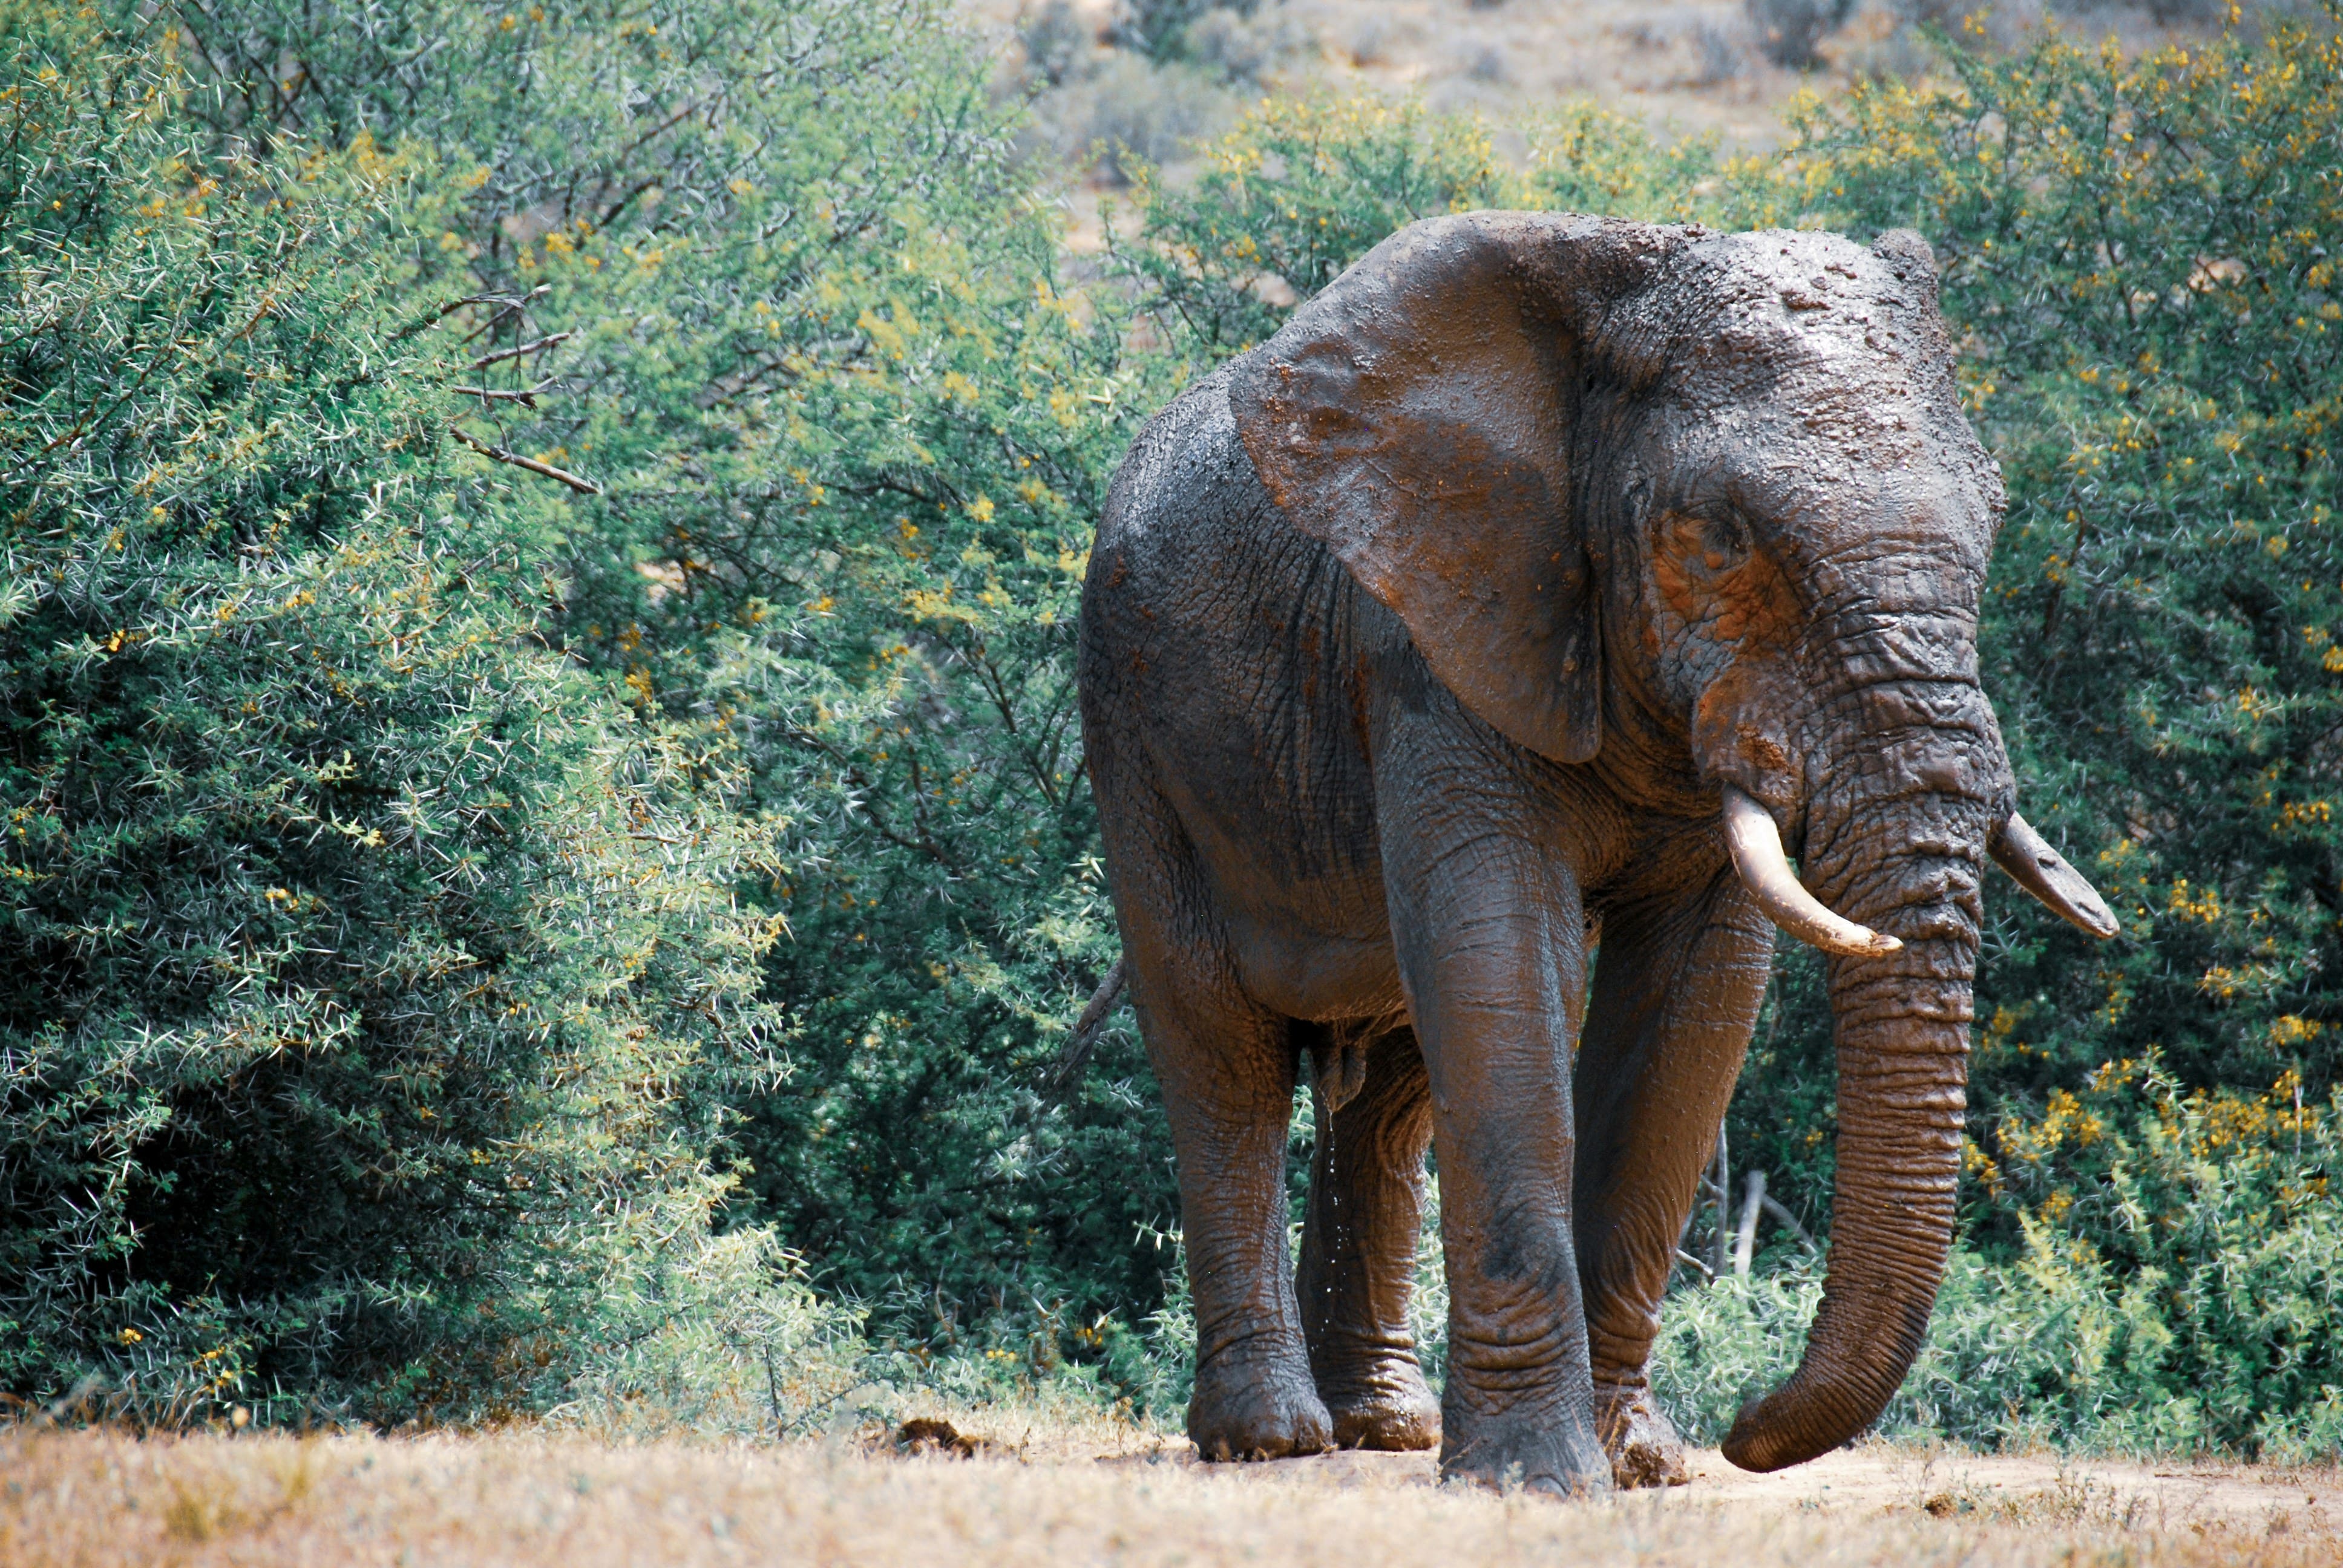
[4,1426,2341,1568]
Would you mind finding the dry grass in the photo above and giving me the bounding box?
[979,0,2245,160]
[982,0,2252,247]
[7,1419,2341,1568]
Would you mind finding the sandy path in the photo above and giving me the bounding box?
[1088,1436,2339,1532]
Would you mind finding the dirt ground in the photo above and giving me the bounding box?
[1170,1439,2343,1530]
[7,1422,2339,1568]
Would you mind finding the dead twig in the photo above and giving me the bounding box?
[450,379,559,407]
[456,285,551,344]
[471,332,573,370]
[1045,959,1127,1088]
[1759,1191,1819,1253]
[446,423,601,496]
[392,286,542,342]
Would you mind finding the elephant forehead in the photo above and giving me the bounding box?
[1662,232,1954,399]
[1693,229,1917,322]
[1660,411,1995,577]
[1637,243,1999,561]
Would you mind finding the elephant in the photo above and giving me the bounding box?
[1075,211,2118,1494]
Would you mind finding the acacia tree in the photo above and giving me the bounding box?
[139,0,1190,1347]
[0,11,780,1420]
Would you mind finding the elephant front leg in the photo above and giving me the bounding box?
[1383,826,1608,1494]
[1296,1025,1440,1451]
[1572,867,1774,1488]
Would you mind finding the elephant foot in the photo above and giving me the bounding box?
[1188,1356,1333,1462]
[1438,1402,1612,1497]
[1594,1384,1689,1489]
[1318,1357,1441,1451]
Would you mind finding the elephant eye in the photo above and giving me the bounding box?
[1670,510,1750,577]
[1701,514,1751,572]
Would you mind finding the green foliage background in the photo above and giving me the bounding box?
[129,0,1196,1361]
[0,8,788,1422]
[5,0,2343,1451]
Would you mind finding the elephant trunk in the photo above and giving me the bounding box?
[1719,738,1993,1472]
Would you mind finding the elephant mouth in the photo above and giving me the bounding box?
[1720,783,2116,954]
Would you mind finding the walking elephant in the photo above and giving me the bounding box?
[1075,212,2117,1494]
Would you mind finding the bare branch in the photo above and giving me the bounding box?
[471,332,574,370]
[450,379,558,406]
[446,423,601,496]
[456,286,551,344]
[1760,1191,1820,1253]
[1046,959,1128,1088]
[431,285,545,320]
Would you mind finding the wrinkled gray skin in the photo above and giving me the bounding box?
[1078,214,2097,1492]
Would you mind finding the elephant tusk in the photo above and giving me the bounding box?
[1989,812,2120,939]
[1721,786,1903,958]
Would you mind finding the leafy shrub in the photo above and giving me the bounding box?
[0,11,784,1423]
[1116,96,1520,356]
[134,0,1196,1359]
[1114,0,1256,62]
[1049,53,1236,183]
[1185,7,1309,88]
[1020,1,1093,88]
[1119,96,1715,359]
[1939,1063,2343,1455]
[1656,1068,2343,1457]
[1647,1267,1824,1443]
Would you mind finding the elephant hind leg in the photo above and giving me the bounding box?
[1296,1024,1440,1452]
[1096,757,1329,1462]
[1147,975,1331,1462]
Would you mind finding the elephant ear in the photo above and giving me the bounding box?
[1230,211,1676,765]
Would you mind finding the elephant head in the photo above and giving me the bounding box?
[1227,212,2117,1472]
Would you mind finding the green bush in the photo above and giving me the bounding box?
[1119,96,1714,359]
[1655,1068,2343,1458]
[136,0,1194,1350]
[0,11,785,1423]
